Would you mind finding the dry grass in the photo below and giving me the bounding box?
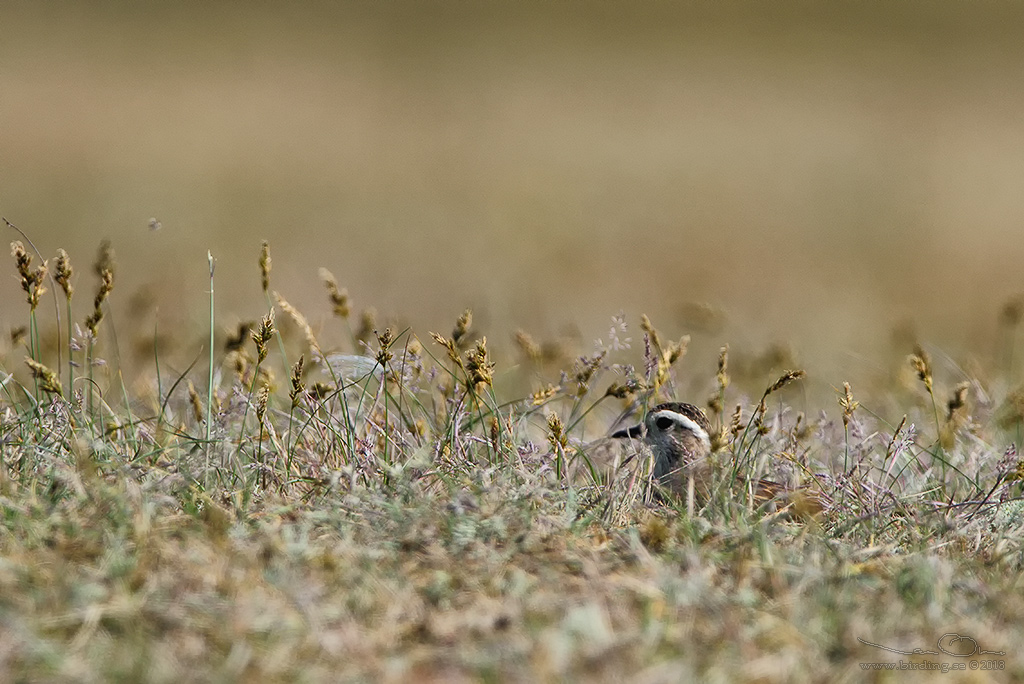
[0,235,1022,682]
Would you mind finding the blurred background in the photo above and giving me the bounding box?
[3,1,1024,392]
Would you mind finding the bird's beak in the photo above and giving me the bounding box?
[611,423,644,439]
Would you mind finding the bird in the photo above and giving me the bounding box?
[575,401,826,517]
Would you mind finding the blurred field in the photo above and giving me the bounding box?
[4,2,1024,389]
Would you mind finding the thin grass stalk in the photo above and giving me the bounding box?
[258,241,291,379]
[64,298,74,398]
[205,251,215,490]
[87,338,95,424]
[116,369,140,456]
[152,319,163,437]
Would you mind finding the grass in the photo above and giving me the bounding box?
[1,234,1023,682]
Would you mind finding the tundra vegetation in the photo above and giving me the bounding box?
[1,231,1022,682]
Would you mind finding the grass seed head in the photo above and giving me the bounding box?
[255,384,269,424]
[531,384,558,405]
[453,309,473,348]
[765,369,806,397]
[716,345,730,390]
[93,239,115,278]
[289,355,305,407]
[710,424,731,452]
[605,377,641,400]
[376,328,395,365]
[489,415,501,448]
[228,349,253,384]
[839,382,859,427]
[25,358,62,397]
[513,329,542,363]
[11,241,31,280]
[465,336,494,389]
[729,404,744,440]
[573,350,607,396]
[259,240,271,293]
[275,293,321,358]
[546,412,567,451]
[318,267,350,318]
[909,344,933,393]
[639,314,662,352]
[11,241,48,311]
[85,268,114,336]
[54,248,73,300]
[187,380,203,423]
[430,331,464,369]
[251,308,276,364]
[356,308,377,346]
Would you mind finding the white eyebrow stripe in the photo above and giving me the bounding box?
[651,410,711,450]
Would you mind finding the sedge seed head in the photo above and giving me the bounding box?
[573,350,607,396]
[765,369,806,397]
[513,329,542,363]
[187,380,203,423]
[838,381,859,427]
[546,412,568,451]
[275,293,321,358]
[716,345,730,390]
[54,248,74,300]
[430,331,464,369]
[729,404,743,439]
[259,241,271,293]
[465,336,494,388]
[85,269,114,336]
[290,355,306,407]
[531,384,559,406]
[93,239,115,278]
[318,267,350,318]
[639,314,662,353]
[453,309,473,348]
[909,344,933,393]
[25,358,62,397]
[11,241,48,310]
[251,308,276,364]
[255,384,269,423]
[376,328,395,365]
[356,308,377,345]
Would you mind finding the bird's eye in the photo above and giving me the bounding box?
[655,416,674,431]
